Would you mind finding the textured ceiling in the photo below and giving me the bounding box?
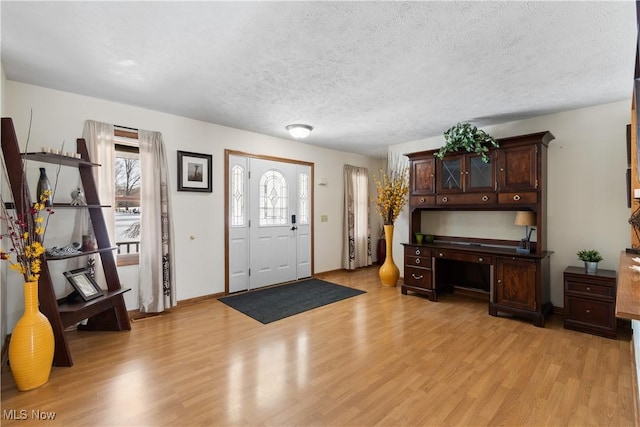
[1,1,637,158]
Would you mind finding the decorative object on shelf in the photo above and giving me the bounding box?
[177,150,213,192]
[81,234,97,252]
[415,232,424,244]
[424,234,435,243]
[45,242,82,257]
[82,220,97,252]
[36,167,53,207]
[63,267,104,301]
[435,122,498,163]
[373,158,409,286]
[515,211,536,254]
[86,256,96,278]
[70,187,86,206]
[8,281,55,391]
[577,249,603,274]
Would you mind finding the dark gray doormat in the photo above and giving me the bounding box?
[218,278,366,324]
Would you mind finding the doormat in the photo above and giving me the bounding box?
[218,278,366,324]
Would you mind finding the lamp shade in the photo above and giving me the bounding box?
[514,211,536,226]
[286,124,313,138]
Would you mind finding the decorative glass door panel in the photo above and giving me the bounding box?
[467,154,494,191]
[437,155,463,193]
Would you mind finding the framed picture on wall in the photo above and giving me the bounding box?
[63,268,103,301]
[177,150,212,192]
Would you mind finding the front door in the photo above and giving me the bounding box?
[227,154,312,293]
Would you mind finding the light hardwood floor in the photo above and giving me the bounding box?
[1,266,637,426]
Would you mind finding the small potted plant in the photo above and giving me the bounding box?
[577,249,603,274]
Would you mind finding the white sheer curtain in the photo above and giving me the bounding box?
[82,120,115,288]
[342,164,372,270]
[138,130,176,313]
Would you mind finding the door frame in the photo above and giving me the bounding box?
[224,149,315,295]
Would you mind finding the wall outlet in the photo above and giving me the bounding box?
[321,215,328,222]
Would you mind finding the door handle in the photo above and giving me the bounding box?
[290,226,297,231]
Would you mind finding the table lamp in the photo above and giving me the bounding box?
[515,211,536,254]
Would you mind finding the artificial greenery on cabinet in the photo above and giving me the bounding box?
[435,122,498,163]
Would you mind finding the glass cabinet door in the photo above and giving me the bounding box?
[467,154,494,191]
[437,155,463,192]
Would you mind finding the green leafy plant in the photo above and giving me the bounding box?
[576,249,603,262]
[435,122,498,163]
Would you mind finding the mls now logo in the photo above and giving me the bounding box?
[3,409,56,420]
[3,410,27,420]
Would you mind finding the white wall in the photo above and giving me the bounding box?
[3,80,380,331]
[388,100,631,308]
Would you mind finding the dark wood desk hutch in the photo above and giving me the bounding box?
[1,118,131,367]
[402,131,554,327]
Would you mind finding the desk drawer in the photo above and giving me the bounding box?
[410,195,436,208]
[404,246,431,258]
[404,266,432,289]
[565,279,615,299]
[498,192,537,205]
[406,255,432,268]
[436,193,497,206]
[434,250,491,264]
[564,295,614,330]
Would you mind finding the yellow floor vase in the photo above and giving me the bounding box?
[379,224,399,286]
[8,281,54,391]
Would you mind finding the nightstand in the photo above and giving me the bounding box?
[563,266,617,338]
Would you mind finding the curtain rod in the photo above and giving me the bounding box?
[115,124,138,132]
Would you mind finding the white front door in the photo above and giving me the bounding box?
[249,158,298,288]
[228,155,312,292]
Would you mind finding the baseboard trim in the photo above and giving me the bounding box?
[314,265,379,278]
[177,292,225,307]
[128,292,225,321]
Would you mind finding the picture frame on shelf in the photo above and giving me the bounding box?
[177,150,212,192]
[63,268,103,301]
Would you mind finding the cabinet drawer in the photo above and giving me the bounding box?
[564,296,614,329]
[498,192,537,204]
[434,250,491,264]
[436,193,496,206]
[404,246,432,258]
[406,255,432,268]
[565,279,615,299]
[410,195,436,207]
[404,266,432,289]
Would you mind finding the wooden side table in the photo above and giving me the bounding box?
[563,266,617,338]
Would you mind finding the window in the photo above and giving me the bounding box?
[114,128,141,266]
[259,169,288,226]
[298,172,309,225]
[231,165,245,227]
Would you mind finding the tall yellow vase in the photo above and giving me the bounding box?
[9,281,54,391]
[379,224,400,287]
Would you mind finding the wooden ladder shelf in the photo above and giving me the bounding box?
[1,117,131,367]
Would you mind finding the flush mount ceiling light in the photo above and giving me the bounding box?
[286,124,313,139]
